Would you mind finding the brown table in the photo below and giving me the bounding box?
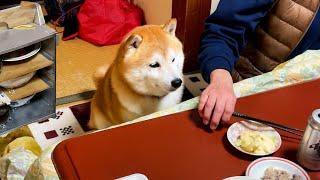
[52,79,320,180]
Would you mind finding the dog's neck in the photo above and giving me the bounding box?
[110,66,160,115]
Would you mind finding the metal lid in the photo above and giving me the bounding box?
[312,109,320,124]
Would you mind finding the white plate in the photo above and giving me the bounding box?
[0,72,36,89]
[2,43,41,62]
[223,176,259,180]
[115,173,148,180]
[9,94,35,108]
[227,121,282,156]
[246,157,310,180]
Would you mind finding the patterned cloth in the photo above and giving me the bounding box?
[26,50,320,179]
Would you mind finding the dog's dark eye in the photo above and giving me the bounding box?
[149,62,160,68]
[172,58,175,62]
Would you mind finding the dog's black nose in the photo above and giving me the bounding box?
[171,78,182,89]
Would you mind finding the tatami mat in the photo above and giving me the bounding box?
[56,35,119,99]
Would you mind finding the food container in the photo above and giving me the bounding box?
[227,121,282,156]
[297,109,320,170]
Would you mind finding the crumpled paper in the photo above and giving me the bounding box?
[3,136,42,157]
[25,145,59,180]
[0,147,37,180]
[0,127,41,180]
[0,127,33,157]
[0,1,36,30]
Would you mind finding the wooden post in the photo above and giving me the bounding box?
[172,0,212,72]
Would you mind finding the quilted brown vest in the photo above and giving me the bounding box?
[233,0,320,82]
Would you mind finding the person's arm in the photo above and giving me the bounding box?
[198,0,274,129]
[199,0,274,81]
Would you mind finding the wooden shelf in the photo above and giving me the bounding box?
[0,28,56,134]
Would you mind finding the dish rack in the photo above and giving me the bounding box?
[0,3,56,134]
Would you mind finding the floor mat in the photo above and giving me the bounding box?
[28,108,85,150]
[56,36,119,99]
[184,73,208,97]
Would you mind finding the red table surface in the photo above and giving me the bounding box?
[53,79,320,180]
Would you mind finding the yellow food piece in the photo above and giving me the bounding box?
[0,126,33,156]
[235,131,276,154]
[13,24,36,30]
[3,136,42,156]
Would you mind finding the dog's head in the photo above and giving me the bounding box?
[116,19,184,97]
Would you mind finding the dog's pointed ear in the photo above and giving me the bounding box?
[125,34,143,50]
[123,34,143,56]
[163,18,177,36]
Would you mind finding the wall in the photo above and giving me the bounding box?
[136,0,172,25]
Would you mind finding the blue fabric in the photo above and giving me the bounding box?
[199,0,320,82]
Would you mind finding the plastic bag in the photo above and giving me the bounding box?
[77,0,144,46]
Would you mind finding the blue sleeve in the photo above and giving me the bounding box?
[198,0,274,82]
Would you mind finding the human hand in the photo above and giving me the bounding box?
[198,69,237,130]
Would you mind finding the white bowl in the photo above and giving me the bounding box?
[223,176,259,180]
[227,121,282,156]
[246,157,310,180]
[9,94,35,108]
[116,173,148,180]
[2,43,41,62]
[0,72,36,89]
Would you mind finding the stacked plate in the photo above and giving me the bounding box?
[0,43,41,108]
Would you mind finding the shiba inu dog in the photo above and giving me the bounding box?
[88,19,184,129]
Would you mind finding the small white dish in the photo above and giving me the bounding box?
[223,176,259,180]
[115,173,148,180]
[0,72,36,89]
[2,43,41,62]
[227,121,282,156]
[246,157,310,180]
